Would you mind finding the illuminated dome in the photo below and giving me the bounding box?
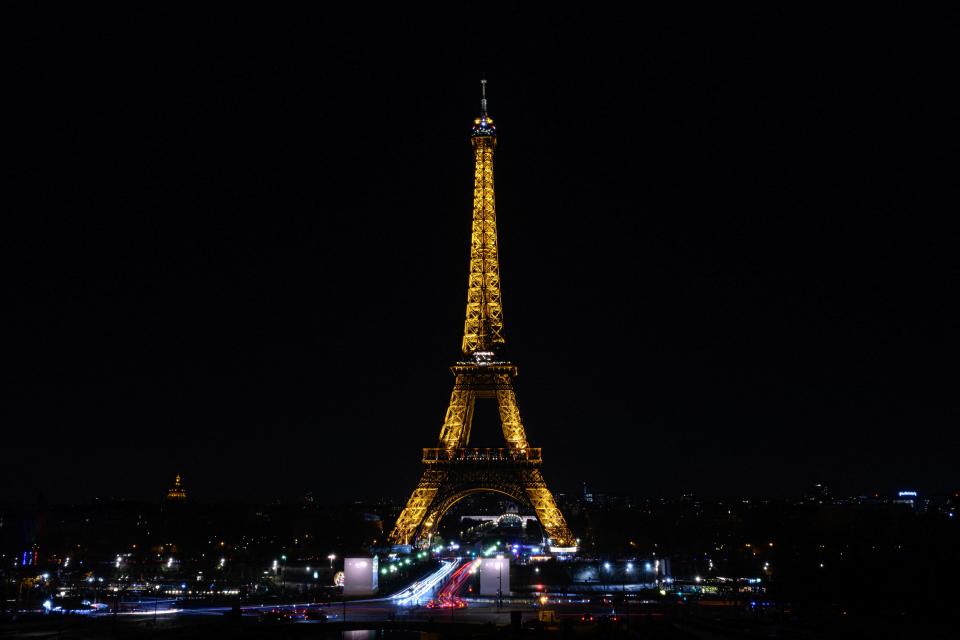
[496,513,523,528]
[165,474,187,501]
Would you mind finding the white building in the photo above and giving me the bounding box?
[343,557,378,596]
[479,557,510,596]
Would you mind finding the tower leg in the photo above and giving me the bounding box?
[438,376,475,450]
[495,375,530,450]
[521,468,575,547]
[389,469,447,546]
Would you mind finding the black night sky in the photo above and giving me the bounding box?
[5,7,957,503]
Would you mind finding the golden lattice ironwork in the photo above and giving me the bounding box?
[389,81,574,550]
[462,133,504,354]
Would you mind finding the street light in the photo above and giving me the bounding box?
[328,554,336,569]
[497,560,503,609]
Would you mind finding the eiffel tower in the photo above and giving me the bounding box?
[389,81,575,549]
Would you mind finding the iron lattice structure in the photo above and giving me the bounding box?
[389,83,575,549]
[462,127,503,353]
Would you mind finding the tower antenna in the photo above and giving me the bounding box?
[480,77,488,115]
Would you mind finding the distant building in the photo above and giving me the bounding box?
[803,483,831,505]
[165,474,187,501]
[894,490,919,510]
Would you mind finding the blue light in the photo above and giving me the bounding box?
[898,491,917,497]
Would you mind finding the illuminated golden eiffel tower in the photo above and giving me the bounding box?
[389,81,575,549]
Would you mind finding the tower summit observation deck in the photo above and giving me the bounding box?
[389,81,575,550]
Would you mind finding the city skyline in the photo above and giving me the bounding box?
[5,7,956,503]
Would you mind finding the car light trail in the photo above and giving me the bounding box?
[424,557,475,609]
[390,558,460,606]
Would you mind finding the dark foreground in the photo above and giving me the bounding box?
[1,606,952,640]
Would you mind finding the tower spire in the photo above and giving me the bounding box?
[480,77,488,115]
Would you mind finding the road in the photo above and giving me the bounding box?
[14,559,668,633]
